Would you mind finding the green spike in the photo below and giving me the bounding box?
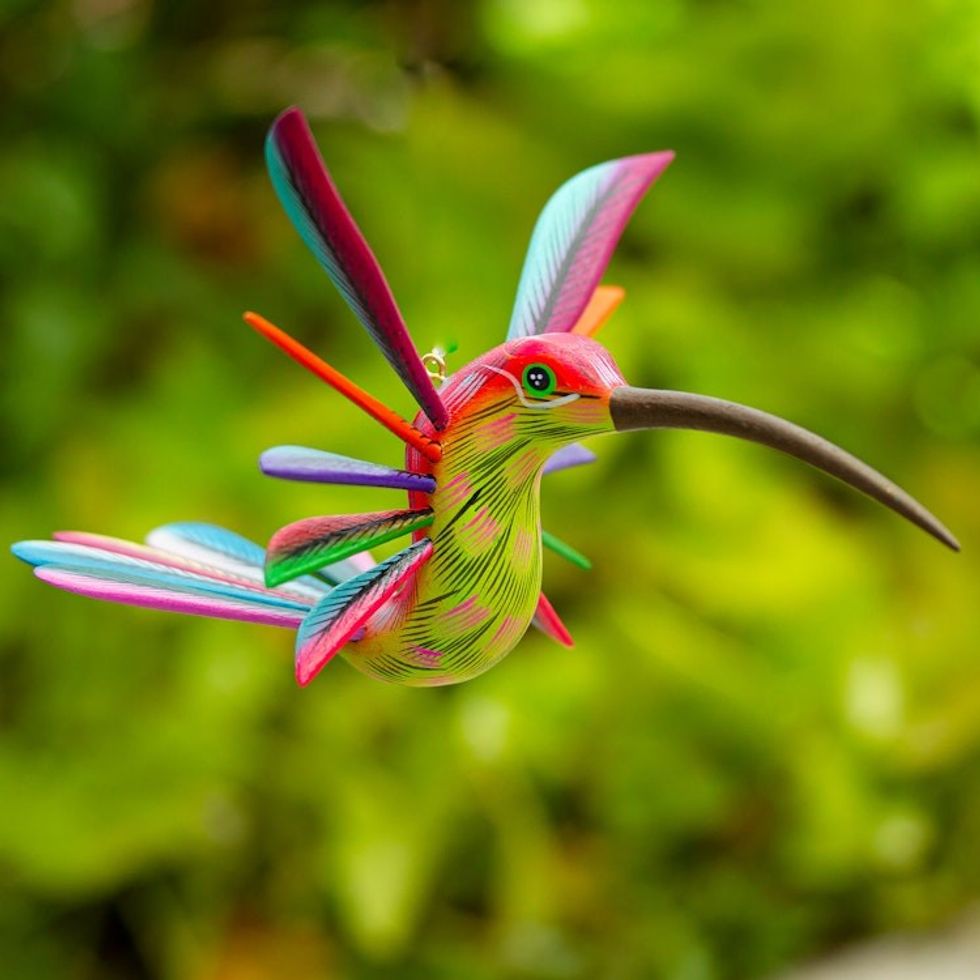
[266,510,435,588]
[542,530,592,571]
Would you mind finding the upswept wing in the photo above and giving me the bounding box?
[266,107,447,429]
[507,153,673,339]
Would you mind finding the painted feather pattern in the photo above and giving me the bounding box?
[12,538,312,628]
[51,530,327,603]
[13,540,309,610]
[265,508,434,587]
[260,445,437,493]
[266,108,448,430]
[507,153,673,339]
[295,540,433,685]
[34,567,306,629]
[146,522,267,574]
[144,521,349,592]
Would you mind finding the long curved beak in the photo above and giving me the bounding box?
[609,386,959,551]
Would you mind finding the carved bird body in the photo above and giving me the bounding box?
[12,108,958,688]
[351,333,623,686]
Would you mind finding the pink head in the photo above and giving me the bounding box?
[434,333,626,445]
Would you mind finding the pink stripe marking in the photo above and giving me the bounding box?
[412,646,443,665]
[480,412,516,449]
[491,614,522,646]
[513,528,534,567]
[445,595,491,630]
[509,452,540,487]
[441,472,473,508]
[462,507,500,549]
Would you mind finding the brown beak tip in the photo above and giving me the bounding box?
[609,386,961,554]
[939,529,961,553]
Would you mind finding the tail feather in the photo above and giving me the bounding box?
[145,522,266,574]
[11,526,325,630]
[34,565,305,629]
[51,530,318,604]
[13,540,310,610]
[145,521,356,594]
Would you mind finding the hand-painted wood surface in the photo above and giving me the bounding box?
[12,106,957,690]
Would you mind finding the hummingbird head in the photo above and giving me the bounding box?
[436,332,626,448]
[429,332,958,551]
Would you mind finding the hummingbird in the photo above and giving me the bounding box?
[12,108,958,688]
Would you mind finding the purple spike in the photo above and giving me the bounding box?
[543,443,598,475]
[260,446,436,493]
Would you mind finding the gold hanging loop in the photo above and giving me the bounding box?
[422,348,447,387]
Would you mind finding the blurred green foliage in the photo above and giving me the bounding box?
[2,1,979,977]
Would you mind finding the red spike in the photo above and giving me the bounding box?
[245,312,442,463]
[533,593,574,647]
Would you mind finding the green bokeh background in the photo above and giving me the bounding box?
[2,1,979,977]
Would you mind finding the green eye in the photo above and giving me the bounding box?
[522,363,557,398]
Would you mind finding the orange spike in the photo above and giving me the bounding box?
[244,312,442,462]
[570,285,625,338]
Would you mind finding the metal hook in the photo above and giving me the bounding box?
[422,348,447,386]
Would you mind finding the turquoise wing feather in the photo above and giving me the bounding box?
[507,152,673,339]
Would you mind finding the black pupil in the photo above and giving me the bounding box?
[527,368,549,390]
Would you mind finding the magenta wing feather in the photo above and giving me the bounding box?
[295,539,433,685]
[35,567,305,628]
[507,152,674,339]
[266,107,448,429]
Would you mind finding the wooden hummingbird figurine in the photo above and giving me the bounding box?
[12,108,958,688]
